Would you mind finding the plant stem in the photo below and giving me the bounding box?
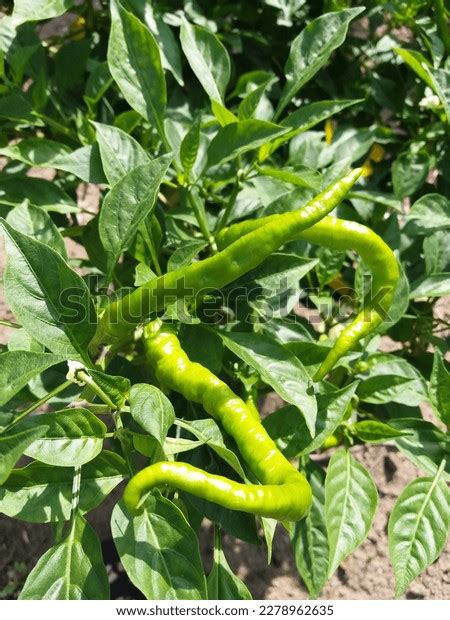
[186,189,216,251]
[75,370,135,476]
[0,319,21,329]
[70,465,82,524]
[112,410,135,476]
[34,114,78,143]
[3,380,73,433]
[140,223,163,276]
[215,179,240,233]
[215,160,244,232]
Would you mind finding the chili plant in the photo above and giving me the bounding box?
[0,0,449,601]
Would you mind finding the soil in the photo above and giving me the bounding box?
[1,176,449,601]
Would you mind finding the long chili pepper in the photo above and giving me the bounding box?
[123,321,312,521]
[93,169,362,348]
[217,215,400,381]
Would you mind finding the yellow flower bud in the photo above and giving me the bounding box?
[369,143,385,163]
[324,118,334,145]
[70,16,86,41]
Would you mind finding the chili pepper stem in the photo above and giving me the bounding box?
[140,223,163,277]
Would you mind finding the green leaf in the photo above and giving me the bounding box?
[389,418,450,480]
[130,384,175,448]
[207,529,252,600]
[84,62,114,110]
[163,437,204,455]
[0,16,16,54]
[108,0,166,137]
[7,328,44,353]
[375,260,410,333]
[179,116,201,179]
[429,350,450,427]
[256,164,322,189]
[0,425,48,485]
[179,418,246,479]
[24,408,106,467]
[260,99,362,160]
[407,194,450,233]
[263,384,356,457]
[236,253,318,318]
[1,220,96,363]
[12,0,75,25]
[261,516,276,564]
[134,262,156,286]
[50,145,106,184]
[0,176,78,213]
[0,351,67,406]
[394,48,433,88]
[99,155,172,280]
[423,232,450,274]
[388,466,449,598]
[291,460,329,599]
[219,331,317,435]
[0,92,42,124]
[123,0,184,85]
[111,494,207,599]
[19,512,109,599]
[207,120,290,168]
[238,77,277,121]
[87,368,131,409]
[180,18,230,104]
[392,150,430,199]
[318,125,379,168]
[92,121,150,185]
[349,189,402,212]
[6,203,67,258]
[356,354,428,407]
[211,100,239,127]
[167,239,207,272]
[325,448,378,577]
[423,65,450,123]
[409,273,450,298]
[275,8,365,119]
[0,451,128,523]
[0,138,71,166]
[179,324,224,375]
[396,48,450,122]
[350,420,411,443]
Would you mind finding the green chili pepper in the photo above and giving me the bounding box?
[123,321,312,521]
[93,169,362,348]
[217,216,400,381]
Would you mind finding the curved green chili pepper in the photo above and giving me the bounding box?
[123,321,312,521]
[93,169,362,347]
[217,216,400,381]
